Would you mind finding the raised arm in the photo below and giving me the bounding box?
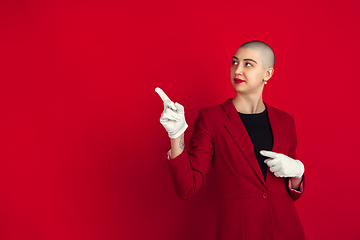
[155,88,214,199]
[155,87,188,159]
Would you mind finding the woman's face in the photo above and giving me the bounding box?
[230,47,273,95]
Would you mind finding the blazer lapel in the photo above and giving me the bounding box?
[265,102,289,185]
[222,99,267,187]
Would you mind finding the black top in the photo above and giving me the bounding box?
[238,108,273,181]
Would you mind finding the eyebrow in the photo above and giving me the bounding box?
[232,56,258,64]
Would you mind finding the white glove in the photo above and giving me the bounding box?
[260,150,304,178]
[155,87,188,139]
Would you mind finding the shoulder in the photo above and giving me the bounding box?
[266,104,296,133]
[199,99,231,117]
[201,103,224,114]
[267,104,295,122]
[195,99,231,123]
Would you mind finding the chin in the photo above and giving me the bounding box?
[232,83,244,92]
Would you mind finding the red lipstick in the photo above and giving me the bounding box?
[234,78,245,84]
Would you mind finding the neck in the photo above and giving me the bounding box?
[232,92,265,114]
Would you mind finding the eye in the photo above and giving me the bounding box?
[245,62,252,67]
[232,60,238,65]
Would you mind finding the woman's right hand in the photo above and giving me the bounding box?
[155,87,188,139]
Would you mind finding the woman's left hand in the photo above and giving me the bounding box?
[260,150,304,178]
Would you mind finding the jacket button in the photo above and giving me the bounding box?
[263,193,269,198]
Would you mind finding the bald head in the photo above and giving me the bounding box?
[239,40,275,69]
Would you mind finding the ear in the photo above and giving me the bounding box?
[264,68,274,81]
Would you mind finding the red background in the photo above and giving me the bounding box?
[1,0,359,239]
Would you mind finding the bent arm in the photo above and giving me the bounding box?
[166,109,214,199]
[287,116,305,200]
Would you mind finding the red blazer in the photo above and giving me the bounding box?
[167,99,306,240]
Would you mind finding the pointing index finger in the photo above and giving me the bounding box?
[155,87,171,102]
[260,150,278,158]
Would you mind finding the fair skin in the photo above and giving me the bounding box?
[230,47,273,114]
[171,47,302,189]
[170,133,185,159]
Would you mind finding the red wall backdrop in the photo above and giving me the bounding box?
[0,0,359,239]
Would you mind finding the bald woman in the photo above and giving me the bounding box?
[156,40,306,240]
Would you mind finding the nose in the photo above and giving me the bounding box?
[234,64,243,75]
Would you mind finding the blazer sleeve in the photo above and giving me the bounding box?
[166,109,214,200]
[287,116,305,201]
